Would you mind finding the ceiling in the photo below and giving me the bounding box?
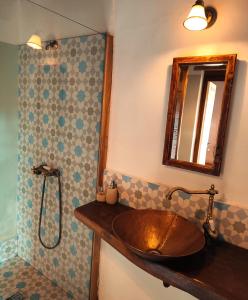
[0,0,113,45]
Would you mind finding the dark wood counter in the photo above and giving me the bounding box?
[75,201,248,300]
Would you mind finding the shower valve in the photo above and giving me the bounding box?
[32,164,60,177]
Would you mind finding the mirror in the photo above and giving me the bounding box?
[163,55,237,175]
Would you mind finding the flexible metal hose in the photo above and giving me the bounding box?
[38,174,62,249]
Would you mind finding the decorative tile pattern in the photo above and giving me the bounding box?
[104,169,248,249]
[0,237,17,263]
[17,34,106,299]
[0,256,68,299]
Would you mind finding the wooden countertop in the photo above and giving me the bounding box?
[74,201,248,300]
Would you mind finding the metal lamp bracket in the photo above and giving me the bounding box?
[205,6,217,29]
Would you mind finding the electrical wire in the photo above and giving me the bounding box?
[24,0,101,34]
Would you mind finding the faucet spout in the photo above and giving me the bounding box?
[166,186,212,201]
[166,184,218,239]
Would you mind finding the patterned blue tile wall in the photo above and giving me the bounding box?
[17,34,106,299]
[0,237,17,263]
[104,169,248,249]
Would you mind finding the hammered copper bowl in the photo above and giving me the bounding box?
[112,209,205,261]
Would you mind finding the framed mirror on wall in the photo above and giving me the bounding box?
[163,54,237,176]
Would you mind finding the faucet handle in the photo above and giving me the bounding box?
[32,165,42,175]
[209,184,218,196]
[204,184,218,239]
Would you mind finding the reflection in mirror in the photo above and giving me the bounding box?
[171,63,227,166]
[163,55,237,175]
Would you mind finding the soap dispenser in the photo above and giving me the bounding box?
[106,180,118,205]
[96,186,106,202]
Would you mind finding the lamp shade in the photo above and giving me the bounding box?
[26,34,42,49]
[183,2,208,31]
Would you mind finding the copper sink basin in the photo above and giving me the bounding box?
[112,209,205,261]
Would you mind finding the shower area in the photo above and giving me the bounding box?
[0,1,112,299]
[0,41,18,264]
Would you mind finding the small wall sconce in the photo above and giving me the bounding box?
[26,34,42,49]
[183,0,217,31]
[26,36,59,51]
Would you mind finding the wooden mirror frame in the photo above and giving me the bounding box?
[163,54,237,176]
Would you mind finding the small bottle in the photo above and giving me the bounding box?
[96,186,106,202]
[106,180,118,205]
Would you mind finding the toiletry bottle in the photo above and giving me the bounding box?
[106,180,118,205]
[96,186,106,202]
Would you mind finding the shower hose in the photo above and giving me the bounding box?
[38,169,62,249]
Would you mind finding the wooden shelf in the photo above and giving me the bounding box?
[75,201,248,300]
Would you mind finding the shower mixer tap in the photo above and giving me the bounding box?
[32,164,60,177]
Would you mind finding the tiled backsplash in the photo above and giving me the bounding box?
[104,169,248,249]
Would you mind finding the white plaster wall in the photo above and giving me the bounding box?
[99,1,248,299]
[107,0,248,208]
[99,241,196,300]
[0,0,114,45]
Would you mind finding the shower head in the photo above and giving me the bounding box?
[45,40,59,50]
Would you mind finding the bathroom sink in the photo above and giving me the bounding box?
[112,209,205,261]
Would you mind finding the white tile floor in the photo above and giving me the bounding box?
[0,257,69,300]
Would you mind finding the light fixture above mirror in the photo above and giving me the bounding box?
[183,0,217,31]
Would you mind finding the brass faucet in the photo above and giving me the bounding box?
[166,184,218,239]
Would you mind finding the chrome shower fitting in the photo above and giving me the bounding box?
[32,164,60,177]
[45,40,59,50]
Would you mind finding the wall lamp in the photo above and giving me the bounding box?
[26,34,42,50]
[183,0,217,31]
[25,0,100,50]
[26,35,59,51]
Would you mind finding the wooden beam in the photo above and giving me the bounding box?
[97,33,113,187]
[89,33,113,300]
[89,233,101,300]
